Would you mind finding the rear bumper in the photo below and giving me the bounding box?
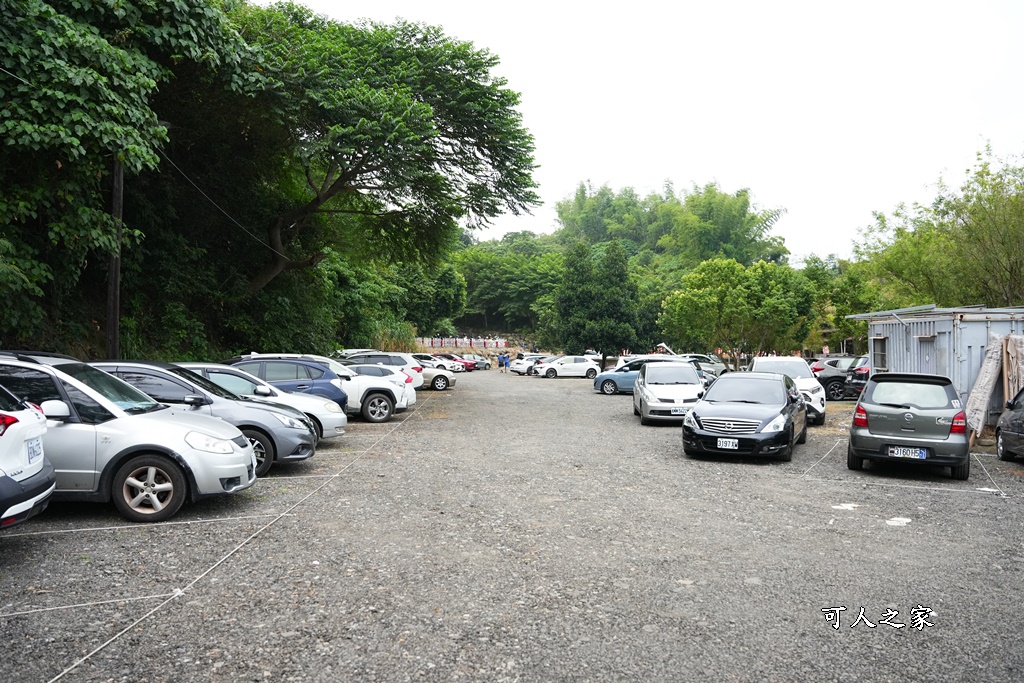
[849,431,970,465]
[1,459,56,527]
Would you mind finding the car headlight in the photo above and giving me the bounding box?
[323,401,343,413]
[271,412,306,430]
[683,411,698,429]
[763,414,787,432]
[808,384,823,395]
[185,431,235,454]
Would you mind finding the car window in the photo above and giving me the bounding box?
[646,365,700,385]
[165,366,239,400]
[705,377,785,404]
[265,362,305,381]
[868,382,951,409]
[117,371,193,403]
[208,370,261,396]
[0,385,22,411]
[624,361,644,371]
[353,366,384,376]
[61,381,115,424]
[0,366,62,404]
[59,363,161,413]
[752,359,813,379]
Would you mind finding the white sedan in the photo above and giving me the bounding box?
[535,355,601,379]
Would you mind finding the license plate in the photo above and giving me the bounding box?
[671,406,688,415]
[717,438,739,449]
[26,437,43,464]
[889,446,927,459]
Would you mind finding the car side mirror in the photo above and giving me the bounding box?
[41,399,71,421]
[183,394,212,406]
[697,391,704,399]
[253,385,273,396]
[1008,400,1016,410]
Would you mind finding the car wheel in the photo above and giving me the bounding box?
[951,459,970,481]
[778,444,793,462]
[846,446,863,471]
[815,413,826,426]
[633,400,640,416]
[825,380,845,401]
[586,368,597,379]
[306,415,323,441]
[797,422,807,444]
[432,375,449,391]
[244,429,276,477]
[545,368,556,379]
[601,379,618,395]
[639,399,651,425]
[362,393,394,423]
[997,430,1015,461]
[111,455,187,523]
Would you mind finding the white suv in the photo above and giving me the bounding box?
[0,383,54,527]
[0,354,256,522]
[340,350,425,389]
[748,356,827,425]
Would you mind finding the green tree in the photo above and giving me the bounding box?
[231,3,539,293]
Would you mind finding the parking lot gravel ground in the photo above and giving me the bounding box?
[4,369,1024,682]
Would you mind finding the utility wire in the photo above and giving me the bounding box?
[156,148,290,260]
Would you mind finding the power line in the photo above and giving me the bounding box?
[157,148,289,260]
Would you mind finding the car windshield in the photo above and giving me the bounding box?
[59,362,164,413]
[868,381,951,409]
[165,366,240,400]
[752,359,813,379]
[704,377,785,405]
[316,357,355,376]
[646,365,700,385]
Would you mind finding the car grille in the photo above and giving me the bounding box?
[699,417,761,434]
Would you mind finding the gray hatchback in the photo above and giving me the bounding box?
[92,361,316,476]
[847,373,970,480]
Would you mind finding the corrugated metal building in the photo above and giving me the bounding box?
[847,305,1024,424]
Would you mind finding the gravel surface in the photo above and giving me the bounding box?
[3,370,1024,682]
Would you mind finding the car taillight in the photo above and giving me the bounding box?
[853,405,868,428]
[854,366,870,375]
[950,411,967,434]
[413,366,423,373]
[401,371,412,384]
[0,413,18,436]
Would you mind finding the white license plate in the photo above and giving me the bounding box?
[671,406,688,415]
[717,438,739,450]
[889,446,926,459]
[26,437,43,464]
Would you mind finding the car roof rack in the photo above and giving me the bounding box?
[0,350,81,364]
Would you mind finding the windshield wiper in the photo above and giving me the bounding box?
[729,399,762,404]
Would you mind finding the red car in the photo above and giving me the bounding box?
[436,353,476,371]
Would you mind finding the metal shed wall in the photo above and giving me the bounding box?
[866,313,1024,423]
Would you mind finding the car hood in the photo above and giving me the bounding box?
[793,377,820,392]
[140,408,244,440]
[691,401,785,423]
[237,395,307,419]
[645,384,704,401]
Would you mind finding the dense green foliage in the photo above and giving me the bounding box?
[3,1,1023,361]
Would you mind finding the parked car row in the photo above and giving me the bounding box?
[0,347,463,528]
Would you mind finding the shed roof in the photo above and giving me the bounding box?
[846,304,1024,322]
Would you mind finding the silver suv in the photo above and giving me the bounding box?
[0,353,256,523]
[92,361,316,477]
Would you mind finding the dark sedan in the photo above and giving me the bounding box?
[995,386,1024,463]
[682,372,807,461]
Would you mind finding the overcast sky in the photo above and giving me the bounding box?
[299,0,1023,262]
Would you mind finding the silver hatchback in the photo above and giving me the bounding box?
[847,373,970,480]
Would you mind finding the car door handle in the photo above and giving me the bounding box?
[295,384,310,390]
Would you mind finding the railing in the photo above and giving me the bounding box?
[417,337,509,348]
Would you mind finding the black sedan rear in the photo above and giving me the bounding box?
[682,372,807,461]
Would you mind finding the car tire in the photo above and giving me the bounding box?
[797,422,807,444]
[245,429,276,477]
[585,368,597,379]
[431,375,449,391]
[545,368,556,379]
[306,415,323,441]
[778,445,793,462]
[951,459,970,481]
[111,455,187,523]
[600,380,618,395]
[633,401,640,416]
[824,380,845,401]
[362,393,394,423]
[484,363,491,370]
[997,430,1014,461]
[638,399,651,425]
[814,413,826,426]
[846,446,863,471]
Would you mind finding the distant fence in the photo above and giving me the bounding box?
[417,337,509,348]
